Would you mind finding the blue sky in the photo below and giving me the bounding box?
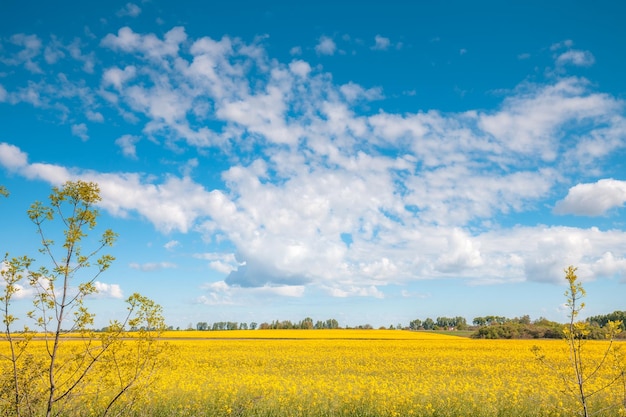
[1,1,625,329]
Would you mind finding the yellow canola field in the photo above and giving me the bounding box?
[1,330,625,417]
[147,330,625,417]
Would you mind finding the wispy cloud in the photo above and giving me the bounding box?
[164,240,180,250]
[117,3,142,18]
[71,123,89,141]
[115,134,140,159]
[129,262,177,272]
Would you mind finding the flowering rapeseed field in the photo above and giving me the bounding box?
[1,330,625,416]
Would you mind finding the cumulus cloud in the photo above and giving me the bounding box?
[371,35,391,51]
[101,26,186,61]
[556,50,595,67]
[102,66,137,89]
[315,36,336,55]
[0,142,29,170]
[93,281,124,298]
[554,179,626,216]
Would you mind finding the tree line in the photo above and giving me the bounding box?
[191,311,626,337]
[469,312,626,339]
[193,318,341,331]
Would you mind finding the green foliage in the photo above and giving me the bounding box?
[472,321,563,339]
[0,180,165,417]
[588,311,626,333]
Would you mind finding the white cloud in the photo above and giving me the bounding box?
[0,144,222,233]
[556,50,595,67]
[93,281,124,299]
[592,252,626,280]
[197,281,305,305]
[554,179,626,216]
[436,228,483,272]
[102,66,137,89]
[326,285,384,298]
[71,123,89,141]
[371,35,390,51]
[117,3,142,18]
[289,60,311,77]
[3,34,43,73]
[164,240,180,250]
[86,110,104,122]
[550,39,574,51]
[93,174,221,233]
[44,37,65,64]
[194,252,240,273]
[478,77,620,161]
[3,29,626,300]
[129,262,177,272]
[101,26,186,61]
[115,134,139,159]
[0,142,29,170]
[340,82,383,102]
[315,36,336,56]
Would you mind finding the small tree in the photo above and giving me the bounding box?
[1,181,165,417]
[533,266,625,417]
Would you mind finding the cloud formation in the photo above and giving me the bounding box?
[1,28,626,300]
[315,36,336,55]
[554,179,626,216]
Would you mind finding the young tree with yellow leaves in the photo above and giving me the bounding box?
[1,181,165,417]
[533,266,625,417]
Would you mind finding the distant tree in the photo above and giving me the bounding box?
[249,322,258,330]
[473,317,487,326]
[326,319,339,329]
[409,319,422,330]
[196,322,208,331]
[300,317,314,329]
[588,311,626,331]
[454,316,468,330]
[423,318,435,330]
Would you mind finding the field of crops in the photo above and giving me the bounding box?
[2,330,625,417]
